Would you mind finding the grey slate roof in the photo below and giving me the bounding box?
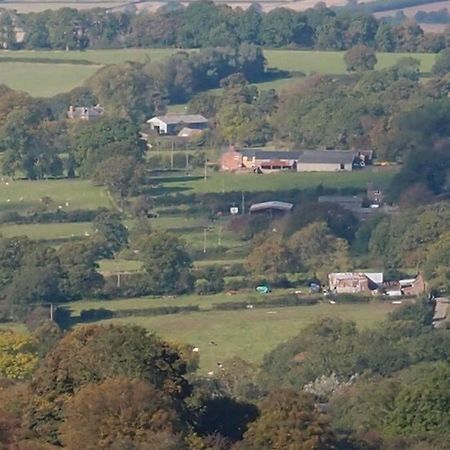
[298,150,356,165]
[240,149,302,160]
[149,114,209,125]
[239,149,357,164]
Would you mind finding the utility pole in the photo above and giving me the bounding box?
[171,140,174,170]
[185,152,189,170]
[218,225,222,246]
[203,228,207,253]
[204,159,208,181]
[50,303,54,321]
[241,191,245,215]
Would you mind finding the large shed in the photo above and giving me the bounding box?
[147,114,209,135]
[297,150,356,172]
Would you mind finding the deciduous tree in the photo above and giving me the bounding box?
[139,231,194,295]
[60,378,184,450]
[344,44,377,72]
[243,389,336,449]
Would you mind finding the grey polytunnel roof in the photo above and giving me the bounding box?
[249,201,294,213]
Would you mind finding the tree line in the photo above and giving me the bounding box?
[2,0,450,53]
[0,296,448,449]
[0,44,266,179]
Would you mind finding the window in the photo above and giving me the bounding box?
[340,163,345,170]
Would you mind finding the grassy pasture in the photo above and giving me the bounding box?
[0,49,437,97]
[66,289,265,313]
[93,301,396,372]
[264,50,436,75]
[0,221,92,240]
[0,48,183,65]
[0,179,111,213]
[0,62,101,97]
[98,259,144,273]
[156,168,396,194]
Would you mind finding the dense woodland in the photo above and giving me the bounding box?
[1,1,450,53]
[0,299,448,449]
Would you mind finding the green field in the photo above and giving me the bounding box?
[0,62,102,97]
[92,301,396,373]
[66,290,265,313]
[98,259,144,273]
[158,168,396,194]
[0,49,437,97]
[264,50,436,75]
[0,221,93,240]
[0,48,184,65]
[0,179,111,213]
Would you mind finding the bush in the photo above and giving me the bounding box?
[335,294,371,303]
[224,278,252,291]
[212,294,319,311]
[0,208,109,225]
[77,305,200,323]
[54,306,72,329]
[102,273,151,299]
[79,308,114,322]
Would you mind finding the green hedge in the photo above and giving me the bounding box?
[79,305,200,322]
[334,294,371,303]
[212,294,319,311]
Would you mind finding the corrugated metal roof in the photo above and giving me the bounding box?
[239,149,357,165]
[364,273,384,284]
[298,150,356,165]
[329,272,383,284]
[148,114,209,125]
[240,149,302,159]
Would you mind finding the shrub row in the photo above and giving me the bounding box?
[0,56,96,65]
[334,294,371,303]
[212,294,319,311]
[193,263,245,280]
[0,208,109,225]
[79,304,200,322]
[152,186,361,208]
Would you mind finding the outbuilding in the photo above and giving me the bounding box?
[297,150,356,172]
[147,114,209,135]
[328,272,383,294]
[67,105,104,121]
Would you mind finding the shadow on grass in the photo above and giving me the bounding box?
[263,67,293,81]
[142,186,192,196]
[148,175,203,184]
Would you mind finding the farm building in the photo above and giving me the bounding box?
[328,272,383,294]
[220,145,244,171]
[249,201,294,215]
[384,274,426,297]
[432,297,449,328]
[242,150,302,172]
[177,127,204,139]
[297,150,356,172]
[147,114,209,135]
[67,105,105,121]
[400,274,426,296]
[220,147,363,173]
